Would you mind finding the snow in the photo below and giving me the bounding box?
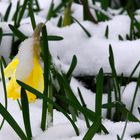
[0,78,140,140]
[0,0,140,140]
[15,37,34,80]
[10,15,140,77]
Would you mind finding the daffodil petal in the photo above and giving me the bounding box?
[24,55,44,102]
[4,59,19,78]
[7,75,20,100]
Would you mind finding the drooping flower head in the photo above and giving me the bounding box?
[4,23,44,102]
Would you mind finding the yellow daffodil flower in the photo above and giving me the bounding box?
[4,24,44,102]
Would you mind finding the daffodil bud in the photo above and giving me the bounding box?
[4,23,44,102]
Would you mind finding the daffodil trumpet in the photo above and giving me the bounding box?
[4,23,44,102]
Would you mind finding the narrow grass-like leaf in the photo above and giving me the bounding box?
[1,56,7,67]
[57,16,62,27]
[63,1,72,26]
[21,87,32,139]
[130,73,140,113]
[4,3,12,21]
[0,59,8,129]
[17,0,29,26]
[102,102,140,122]
[53,70,78,121]
[127,61,140,83]
[72,17,91,37]
[17,80,108,135]
[138,107,140,114]
[52,0,71,17]
[66,55,77,80]
[109,45,121,101]
[9,24,27,41]
[117,135,121,140]
[17,80,79,136]
[132,133,140,139]
[34,0,40,11]
[12,1,20,26]
[0,28,3,45]
[83,117,100,140]
[78,88,90,128]
[95,68,104,132]
[47,77,53,127]
[28,1,36,30]
[0,103,27,139]
[17,80,108,134]
[47,35,63,41]
[2,33,15,36]
[118,35,124,40]
[105,25,109,39]
[78,88,86,107]
[106,80,112,119]
[81,0,97,23]
[57,95,108,134]
[41,25,51,130]
[47,0,54,20]
[101,0,109,10]
[120,117,128,140]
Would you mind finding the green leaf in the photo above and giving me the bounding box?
[95,68,104,132]
[47,77,53,127]
[63,1,72,26]
[127,61,140,83]
[102,101,140,122]
[57,16,63,27]
[109,45,121,101]
[57,95,108,134]
[1,56,7,68]
[17,80,108,135]
[12,1,20,25]
[47,35,63,41]
[66,55,77,80]
[132,133,140,139]
[52,0,71,17]
[72,17,91,37]
[21,87,32,139]
[0,103,27,140]
[117,135,121,140]
[105,25,109,39]
[118,35,124,40]
[8,24,27,41]
[41,25,50,131]
[119,117,128,140]
[34,0,40,11]
[17,0,29,26]
[81,0,97,23]
[4,3,12,21]
[101,0,109,10]
[17,80,79,136]
[0,28,3,45]
[102,102,117,108]
[0,59,8,129]
[47,0,54,20]
[78,88,90,128]
[130,73,140,113]
[106,79,112,119]
[53,69,78,121]
[83,117,100,140]
[28,1,36,30]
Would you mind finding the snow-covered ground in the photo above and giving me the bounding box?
[0,0,140,139]
[0,78,140,140]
